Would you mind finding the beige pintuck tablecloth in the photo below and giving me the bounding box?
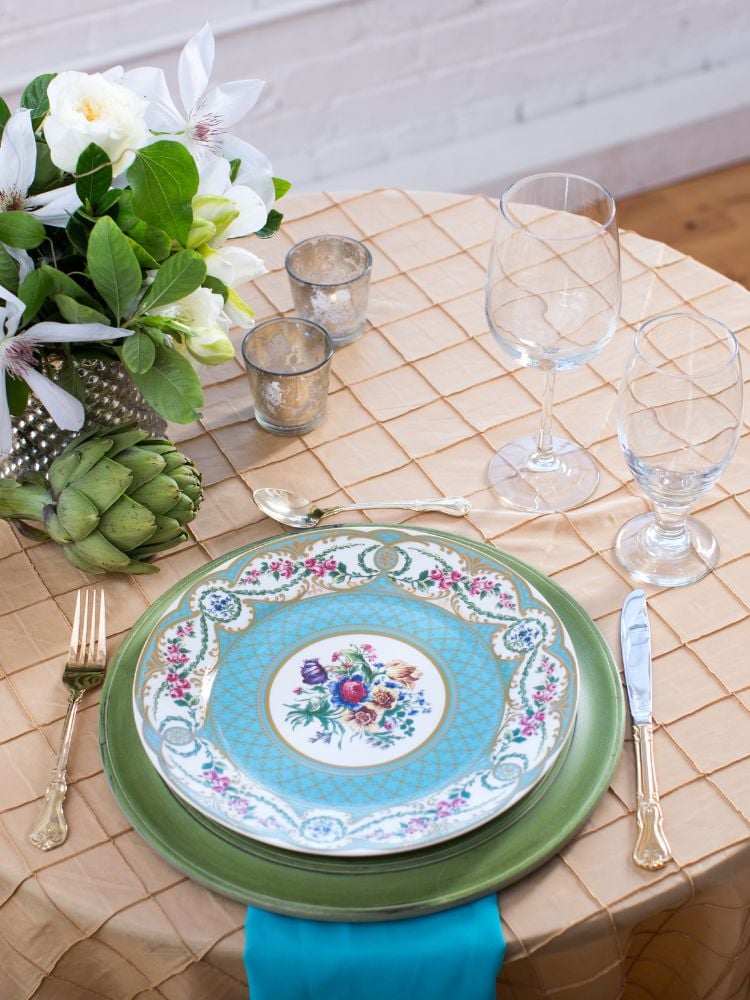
[1,189,750,1000]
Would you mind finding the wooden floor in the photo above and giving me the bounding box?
[617,160,750,289]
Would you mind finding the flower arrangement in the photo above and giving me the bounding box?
[0,23,287,456]
[284,643,433,751]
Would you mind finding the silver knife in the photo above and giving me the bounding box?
[621,589,672,870]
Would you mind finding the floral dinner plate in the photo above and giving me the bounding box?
[133,526,579,855]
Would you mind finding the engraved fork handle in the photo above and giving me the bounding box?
[632,723,672,870]
[29,690,84,851]
[322,497,472,518]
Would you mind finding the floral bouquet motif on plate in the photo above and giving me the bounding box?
[285,643,431,752]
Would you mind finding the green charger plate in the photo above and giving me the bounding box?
[99,526,624,921]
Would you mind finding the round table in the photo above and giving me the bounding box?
[1,189,749,1000]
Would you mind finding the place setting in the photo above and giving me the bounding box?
[1,18,748,1000]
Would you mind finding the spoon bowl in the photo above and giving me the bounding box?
[253,488,327,528]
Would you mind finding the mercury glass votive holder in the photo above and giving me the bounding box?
[241,318,333,435]
[285,235,372,346]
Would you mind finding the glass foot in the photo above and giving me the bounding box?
[615,512,718,587]
[488,435,599,513]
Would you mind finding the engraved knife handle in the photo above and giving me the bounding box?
[632,723,672,870]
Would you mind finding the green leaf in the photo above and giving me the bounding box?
[66,211,91,256]
[6,374,29,416]
[115,189,139,231]
[128,344,203,423]
[126,221,172,262]
[0,245,19,294]
[203,275,229,301]
[20,73,56,130]
[125,237,160,270]
[255,209,283,239]
[273,177,292,201]
[29,140,64,196]
[139,250,206,313]
[18,267,50,322]
[127,141,199,246]
[141,325,164,346]
[75,143,112,210]
[0,211,45,249]
[121,330,156,373]
[41,266,101,311]
[228,158,241,183]
[87,216,142,323]
[97,189,122,215]
[54,293,110,325]
[0,97,11,137]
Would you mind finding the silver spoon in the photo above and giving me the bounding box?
[253,488,472,529]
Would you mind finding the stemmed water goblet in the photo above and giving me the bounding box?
[485,173,621,512]
[616,312,743,587]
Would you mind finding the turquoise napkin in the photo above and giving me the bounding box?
[244,895,505,1000]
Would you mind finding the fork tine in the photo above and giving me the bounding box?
[79,590,89,664]
[97,591,107,663]
[70,591,81,661]
[88,591,97,663]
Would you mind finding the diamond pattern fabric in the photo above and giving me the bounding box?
[1,189,749,999]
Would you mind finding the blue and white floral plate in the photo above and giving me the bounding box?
[133,526,579,856]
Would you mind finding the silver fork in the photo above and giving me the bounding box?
[29,590,107,851]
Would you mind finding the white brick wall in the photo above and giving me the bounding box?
[1,0,749,197]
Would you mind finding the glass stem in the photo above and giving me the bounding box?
[649,502,691,555]
[530,368,559,471]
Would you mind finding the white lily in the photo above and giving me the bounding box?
[123,24,266,167]
[0,109,81,279]
[0,284,131,455]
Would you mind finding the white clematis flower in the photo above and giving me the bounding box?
[43,70,149,175]
[122,24,275,209]
[0,109,81,279]
[0,284,132,455]
[148,286,234,365]
[122,24,265,169]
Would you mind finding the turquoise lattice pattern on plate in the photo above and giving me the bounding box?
[209,590,501,807]
[133,527,579,855]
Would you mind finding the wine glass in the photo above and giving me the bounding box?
[485,173,621,512]
[616,312,743,587]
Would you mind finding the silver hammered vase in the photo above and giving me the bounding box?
[0,359,167,479]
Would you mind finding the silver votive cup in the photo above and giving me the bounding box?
[285,235,372,347]
[242,318,333,435]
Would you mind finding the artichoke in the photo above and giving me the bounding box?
[0,424,202,574]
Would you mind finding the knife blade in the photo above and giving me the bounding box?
[620,589,672,871]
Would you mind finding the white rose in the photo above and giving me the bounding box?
[43,70,149,175]
[150,287,234,365]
